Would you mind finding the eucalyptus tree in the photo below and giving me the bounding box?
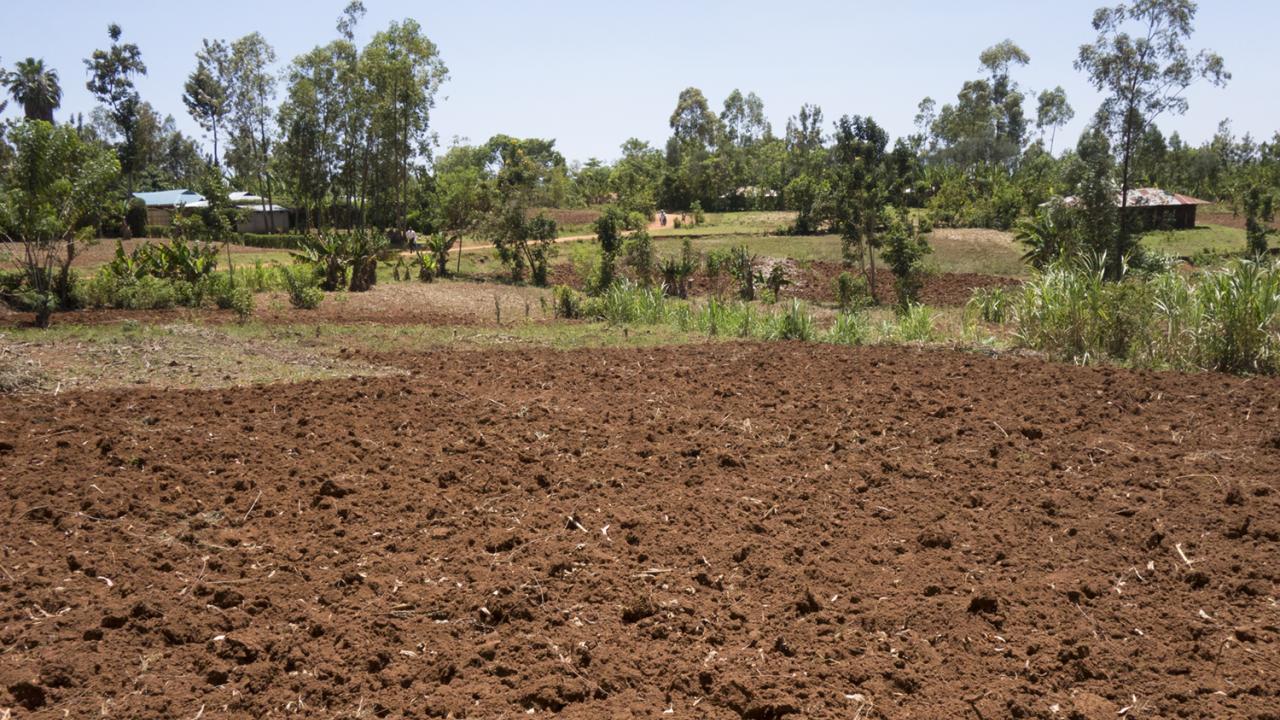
[84,23,147,193]
[182,40,231,165]
[278,42,348,228]
[1035,87,1074,154]
[930,40,1031,171]
[1076,0,1228,278]
[718,89,773,208]
[226,33,278,226]
[360,18,448,231]
[664,87,720,209]
[782,103,833,233]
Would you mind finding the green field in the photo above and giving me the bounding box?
[1140,223,1247,258]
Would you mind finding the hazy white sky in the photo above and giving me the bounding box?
[2,1,1274,162]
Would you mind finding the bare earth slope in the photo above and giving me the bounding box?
[2,344,1278,718]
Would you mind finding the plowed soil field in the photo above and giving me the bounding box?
[2,344,1278,719]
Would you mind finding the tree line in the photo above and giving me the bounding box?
[2,0,1277,286]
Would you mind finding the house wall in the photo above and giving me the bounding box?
[146,208,173,226]
[1125,205,1198,231]
[236,210,291,234]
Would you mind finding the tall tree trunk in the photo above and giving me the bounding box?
[1115,125,1135,281]
[865,219,877,302]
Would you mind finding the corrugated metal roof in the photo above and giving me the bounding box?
[1124,188,1210,207]
[133,189,205,207]
[1053,188,1211,209]
[186,200,289,212]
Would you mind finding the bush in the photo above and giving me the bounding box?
[81,270,179,310]
[622,231,657,287]
[895,303,936,342]
[584,281,669,325]
[145,224,170,239]
[238,233,308,250]
[690,200,706,226]
[282,265,324,310]
[967,286,1011,324]
[765,299,814,340]
[882,210,933,310]
[825,311,870,346]
[704,248,732,296]
[765,265,790,299]
[0,270,33,309]
[552,285,582,319]
[126,198,148,239]
[205,274,255,320]
[835,271,870,310]
[728,245,757,301]
[238,260,286,292]
[224,283,255,322]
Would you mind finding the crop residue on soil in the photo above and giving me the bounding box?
[2,344,1278,718]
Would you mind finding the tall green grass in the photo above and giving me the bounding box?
[1008,258,1280,373]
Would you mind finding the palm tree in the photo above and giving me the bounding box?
[5,58,62,122]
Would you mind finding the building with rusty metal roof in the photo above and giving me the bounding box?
[1054,188,1211,230]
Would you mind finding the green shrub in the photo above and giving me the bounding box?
[765,299,814,341]
[81,271,179,310]
[238,260,285,292]
[895,303,936,342]
[0,270,33,309]
[552,285,582,319]
[145,224,170,239]
[238,233,308,250]
[728,245,757,301]
[205,274,255,320]
[690,200,706,225]
[225,284,255,322]
[704,248,732,296]
[585,281,669,325]
[825,311,870,346]
[126,198,148,239]
[835,271,869,310]
[967,286,1011,323]
[882,209,933,310]
[282,265,324,310]
[622,231,656,287]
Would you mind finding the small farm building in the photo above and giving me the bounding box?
[1056,188,1210,230]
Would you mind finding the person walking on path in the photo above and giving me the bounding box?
[406,227,418,251]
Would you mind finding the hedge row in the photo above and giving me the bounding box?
[142,226,306,250]
[236,233,308,250]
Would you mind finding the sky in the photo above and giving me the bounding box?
[2,0,1276,164]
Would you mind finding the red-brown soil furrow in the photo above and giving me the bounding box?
[2,344,1278,718]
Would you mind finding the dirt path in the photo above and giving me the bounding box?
[3,343,1277,718]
